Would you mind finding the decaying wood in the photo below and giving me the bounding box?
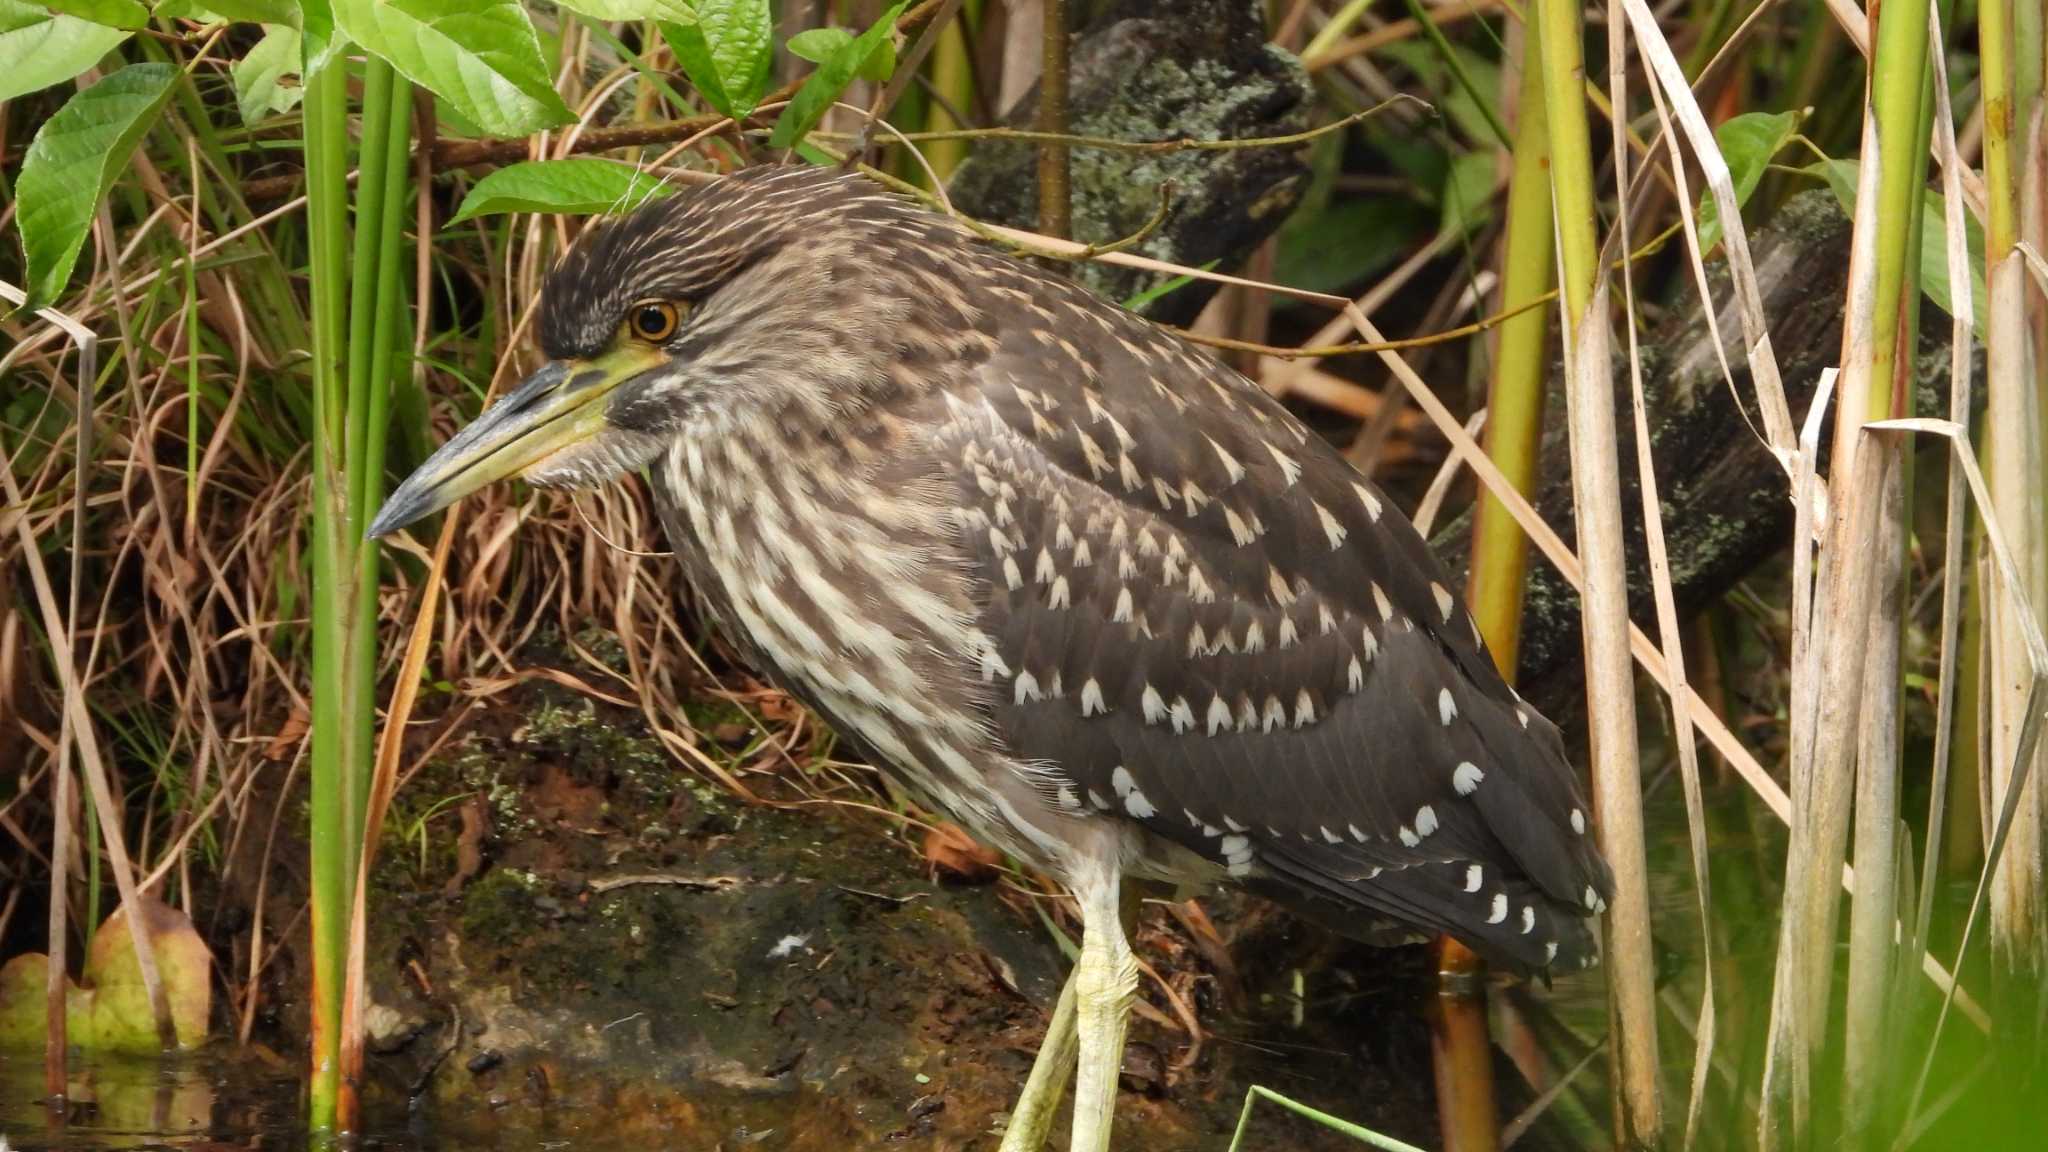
[947,0,1314,325]
[1430,191,1976,718]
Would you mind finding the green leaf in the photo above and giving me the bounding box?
[0,898,212,1052]
[84,897,213,1051]
[858,33,894,83]
[661,0,770,117]
[197,0,302,23]
[1809,158,1988,341]
[232,24,303,126]
[1695,110,1798,252]
[151,0,231,21]
[447,157,678,224]
[15,62,176,309]
[785,26,893,82]
[556,0,691,19]
[1437,150,1494,240]
[44,0,148,29]
[697,0,770,114]
[1121,262,1216,313]
[785,26,849,63]
[331,0,572,137]
[768,0,903,148]
[0,0,130,103]
[1378,39,1499,149]
[660,18,730,116]
[297,0,338,69]
[1277,195,1429,295]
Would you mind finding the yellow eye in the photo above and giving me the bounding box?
[627,301,681,343]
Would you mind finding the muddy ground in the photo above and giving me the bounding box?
[204,645,1595,1151]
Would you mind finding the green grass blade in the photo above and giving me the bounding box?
[1229,1086,1433,1152]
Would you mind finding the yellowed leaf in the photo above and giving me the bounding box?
[84,897,211,1051]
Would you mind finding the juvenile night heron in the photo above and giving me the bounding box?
[371,165,1612,1151]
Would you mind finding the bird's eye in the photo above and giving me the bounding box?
[627,301,681,343]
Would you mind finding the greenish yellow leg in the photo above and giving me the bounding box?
[998,969,1079,1152]
[1070,870,1138,1152]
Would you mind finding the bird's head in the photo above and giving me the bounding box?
[369,166,940,539]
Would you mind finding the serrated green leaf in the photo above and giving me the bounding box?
[1695,110,1797,252]
[15,62,175,309]
[769,0,903,149]
[785,26,848,63]
[447,157,677,224]
[44,0,148,30]
[660,18,730,116]
[0,0,130,103]
[331,0,572,137]
[556,0,691,19]
[696,0,769,114]
[1809,157,1988,341]
[232,24,303,125]
[660,0,769,118]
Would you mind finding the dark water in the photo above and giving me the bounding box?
[1,1049,303,1151]
[0,1039,1413,1151]
[0,1049,783,1151]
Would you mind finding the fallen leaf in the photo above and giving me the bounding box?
[444,797,488,898]
[85,896,212,1051]
[0,897,211,1053]
[0,952,78,1049]
[922,823,1000,884]
[263,705,309,760]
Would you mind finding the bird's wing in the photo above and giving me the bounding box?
[939,264,1611,971]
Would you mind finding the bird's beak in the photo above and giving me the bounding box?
[367,344,665,539]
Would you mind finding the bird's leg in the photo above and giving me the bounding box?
[997,969,1078,1152]
[1069,862,1138,1152]
[1002,878,1146,1151]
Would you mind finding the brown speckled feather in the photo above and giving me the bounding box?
[920,243,1610,970]
[541,165,1612,973]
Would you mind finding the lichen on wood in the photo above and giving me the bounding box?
[948,0,1313,324]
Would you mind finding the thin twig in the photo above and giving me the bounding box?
[1035,0,1070,238]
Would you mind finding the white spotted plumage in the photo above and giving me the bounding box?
[573,167,1611,975]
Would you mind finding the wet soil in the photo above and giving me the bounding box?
[4,668,1598,1150]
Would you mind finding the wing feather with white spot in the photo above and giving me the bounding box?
[938,262,1611,972]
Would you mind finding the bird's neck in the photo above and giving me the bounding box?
[652,415,993,759]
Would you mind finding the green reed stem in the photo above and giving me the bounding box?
[920,0,974,181]
[295,51,418,1135]
[302,50,351,1134]
[1467,19,1554,681]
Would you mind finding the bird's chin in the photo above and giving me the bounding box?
[519,429,669,491]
